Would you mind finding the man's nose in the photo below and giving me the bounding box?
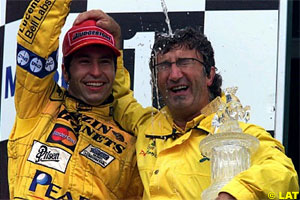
[168,63,183,81]
[90,62,102,76]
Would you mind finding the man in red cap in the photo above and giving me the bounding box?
[61,19,121,106]
[7,1,142,199]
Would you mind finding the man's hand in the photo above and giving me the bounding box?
[216,192,236,200]
[74,9,122,49]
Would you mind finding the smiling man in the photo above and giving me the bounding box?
[7,1,143,199]
[116,27,299,200]
[61,20,120,106]
[155,47,215,129]
[64,45,115,105]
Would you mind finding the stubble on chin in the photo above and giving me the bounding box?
[166,95,189,110]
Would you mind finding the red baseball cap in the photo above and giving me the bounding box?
[62,19,120,57]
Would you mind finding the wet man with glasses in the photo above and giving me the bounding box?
[150,34,220,129]
[76,10,299,200]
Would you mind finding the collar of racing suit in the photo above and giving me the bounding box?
[63,91,115,117]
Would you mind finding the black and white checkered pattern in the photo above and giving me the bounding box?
[0,0,280,140]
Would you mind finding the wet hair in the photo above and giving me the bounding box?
[149,27,222,100]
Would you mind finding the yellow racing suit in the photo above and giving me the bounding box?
[113,61,299,199]
[8,0,143,199]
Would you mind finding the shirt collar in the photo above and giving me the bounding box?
[145,95,225,138]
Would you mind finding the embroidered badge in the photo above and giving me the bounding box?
[139,139,157,158]
[28,141,71,173]
[80,144,115,168]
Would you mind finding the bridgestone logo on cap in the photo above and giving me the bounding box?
[72,30,112,42]
[69,28,114,47]
[63,22,120,57]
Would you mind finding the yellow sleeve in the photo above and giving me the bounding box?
[15,0,71,119]
[112,52,156,136]
[221,124,299,200]
[112,51,131,99]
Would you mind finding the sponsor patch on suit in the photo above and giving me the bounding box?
[80,144,115,168]
[47,124,78,151]
[28,141,71,173]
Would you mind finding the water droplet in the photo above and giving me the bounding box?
[160,0,173,36]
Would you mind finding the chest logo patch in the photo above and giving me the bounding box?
[80,144,115,168]
[47,124,78,151]
[28,141,71,173]
[139,139,157,158]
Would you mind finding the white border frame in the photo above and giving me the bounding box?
[275,0,288,143]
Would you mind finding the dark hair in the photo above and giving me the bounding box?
[149,27,222,100]
[63,55,72,78]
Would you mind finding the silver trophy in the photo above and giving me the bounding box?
[199,87,259,200]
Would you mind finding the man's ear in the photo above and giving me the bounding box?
[206,66,216,87]
[62,64,69,83]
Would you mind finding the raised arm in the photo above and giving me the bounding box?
[74,10,156,135]
[15,0,71,119]
[10,0,72,197]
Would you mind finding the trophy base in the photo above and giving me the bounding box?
[199,132,259,200]
[201,180,230,200]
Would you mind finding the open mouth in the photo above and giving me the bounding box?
[85,82,104,87]
[170,85,188,93]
